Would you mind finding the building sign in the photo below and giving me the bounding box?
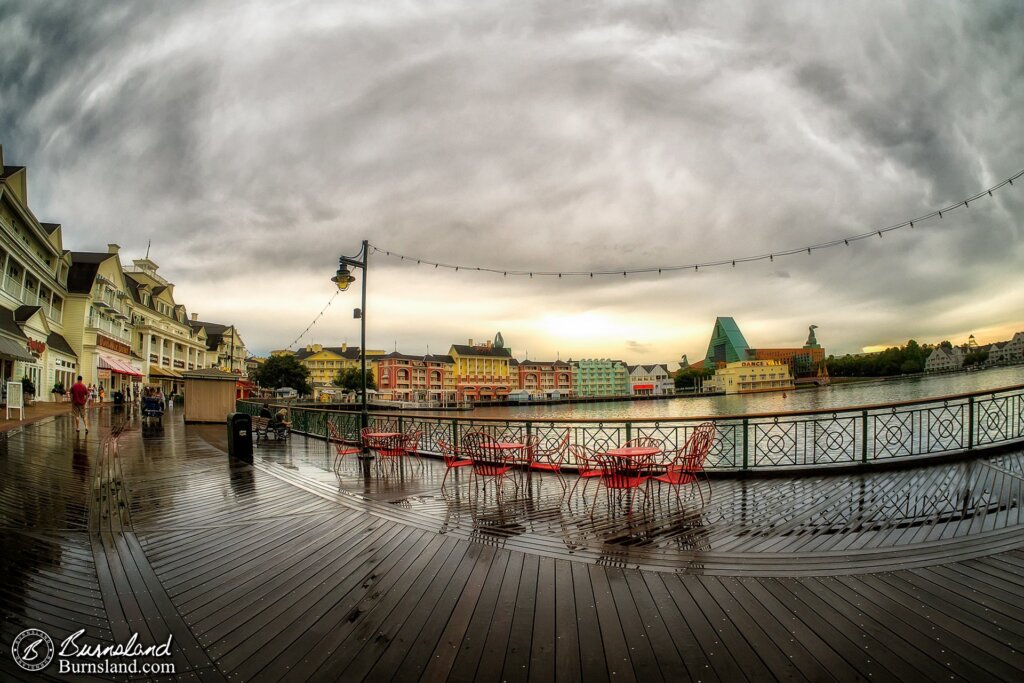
[27,339,46,356]
[97,334,131,356]
[98,368,111,382]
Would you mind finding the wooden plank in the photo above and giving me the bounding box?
[588,564,637,682]
[474,551,526,682]
[502,551,539,683]
[530,556,557,681]
[425,545,507,677]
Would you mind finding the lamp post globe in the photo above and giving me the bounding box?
[332,264,356,291]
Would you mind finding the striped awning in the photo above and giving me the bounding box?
[149,364,182,379]
[99,355,144,376]
[0,336,34,362]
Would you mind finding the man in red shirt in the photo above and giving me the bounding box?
[70,375,90,433]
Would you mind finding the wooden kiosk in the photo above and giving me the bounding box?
[181,368,238,423]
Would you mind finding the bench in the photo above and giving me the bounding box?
[253,416,289,443]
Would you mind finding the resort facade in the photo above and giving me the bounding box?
[0,145,249,400]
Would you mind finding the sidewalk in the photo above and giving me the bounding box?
[0,399,73,432]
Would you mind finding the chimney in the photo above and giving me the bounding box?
[468,339,474,347]
[342,342,347,352]
[191,313,198,322]
[107,243,120,254]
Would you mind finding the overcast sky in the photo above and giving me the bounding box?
[2,1,1022,361]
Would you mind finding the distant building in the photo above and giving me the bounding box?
[990,332,1024,364]
[751,347,825,377]
[924,346,964,373]
[574,358,629,396]
[124,256,215,393]
[294,343,386,394]
[376,352,456,403]
[703,317,751,366]
[627,364,674,396]
[188,318,248,376]
[706,359,794,395]
[450,333,514,401]
[516,359,575,398]
[700,318,826,378]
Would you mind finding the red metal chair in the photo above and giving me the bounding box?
[437,438,472,489]
[528,430,570,476]
[327,420,361,474]
[567,443,605,500]
[462,431,516,500]
[654,422,716,506]
[368,434,407,472]
[593,451,656,517]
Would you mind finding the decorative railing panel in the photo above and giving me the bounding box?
[237,384,1024,472]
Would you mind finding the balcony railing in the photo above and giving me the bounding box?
[87,314,131,343]
[240,384,1024,472]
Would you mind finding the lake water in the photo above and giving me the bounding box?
[432,365,1024,421]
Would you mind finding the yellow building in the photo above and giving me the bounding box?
[449,333,514,401]
[123,256,213,393]
[1,148,79,401]
[706,359,794,395]
[294,343,385,393]
[65,246,145,395]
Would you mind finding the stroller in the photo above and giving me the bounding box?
[142,395,164,423]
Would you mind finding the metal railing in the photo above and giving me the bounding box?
[237,383,1024,472]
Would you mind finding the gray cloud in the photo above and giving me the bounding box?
[1,0,1022,359]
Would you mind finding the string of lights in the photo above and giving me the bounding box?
[285,290,340,350]
[368,167,1024,278]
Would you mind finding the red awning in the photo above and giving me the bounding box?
[99,355,144,376]
[632,384,654,390]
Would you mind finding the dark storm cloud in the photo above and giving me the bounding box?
[0,0,1022,356]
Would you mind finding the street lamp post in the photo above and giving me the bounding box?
[332,239,369,430]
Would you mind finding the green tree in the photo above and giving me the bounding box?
[250,355,311,395]
[962,350,989,367]
[333,367,377,392]
[674,367,714,390]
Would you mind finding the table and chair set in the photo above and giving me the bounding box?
[324,419,717,514]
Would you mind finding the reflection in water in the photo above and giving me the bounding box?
[229,461,256,498]
[434,365,1024,421]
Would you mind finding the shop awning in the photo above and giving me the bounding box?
[0,336,35,362]
[149,364,182,379]
[99,355,144,376]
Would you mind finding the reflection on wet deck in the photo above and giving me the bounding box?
[244,431,1024,573]
[2,408,1024,681]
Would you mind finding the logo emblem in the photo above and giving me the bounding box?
[11,629,55,672]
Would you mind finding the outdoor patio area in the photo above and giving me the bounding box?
[3,406,1024,681]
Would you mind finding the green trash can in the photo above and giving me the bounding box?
[227,412,253,462]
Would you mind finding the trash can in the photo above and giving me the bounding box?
[227,412,253,462]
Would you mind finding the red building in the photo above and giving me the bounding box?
[376,352,456,403]
[751,347,826,377]
[515,359,575,397]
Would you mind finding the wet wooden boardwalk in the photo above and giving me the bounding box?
[2,408,1024,681]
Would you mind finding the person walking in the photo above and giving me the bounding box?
[70,375,90,433]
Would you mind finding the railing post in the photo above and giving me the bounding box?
[398,415,404,434]
[741,418,749,470]
[526,421,532,443]
[451,418,459,452]
[861,410,868,463]
[625,422,632,446]
[967,397,974,450]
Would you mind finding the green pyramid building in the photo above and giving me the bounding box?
[703,317,750,365]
